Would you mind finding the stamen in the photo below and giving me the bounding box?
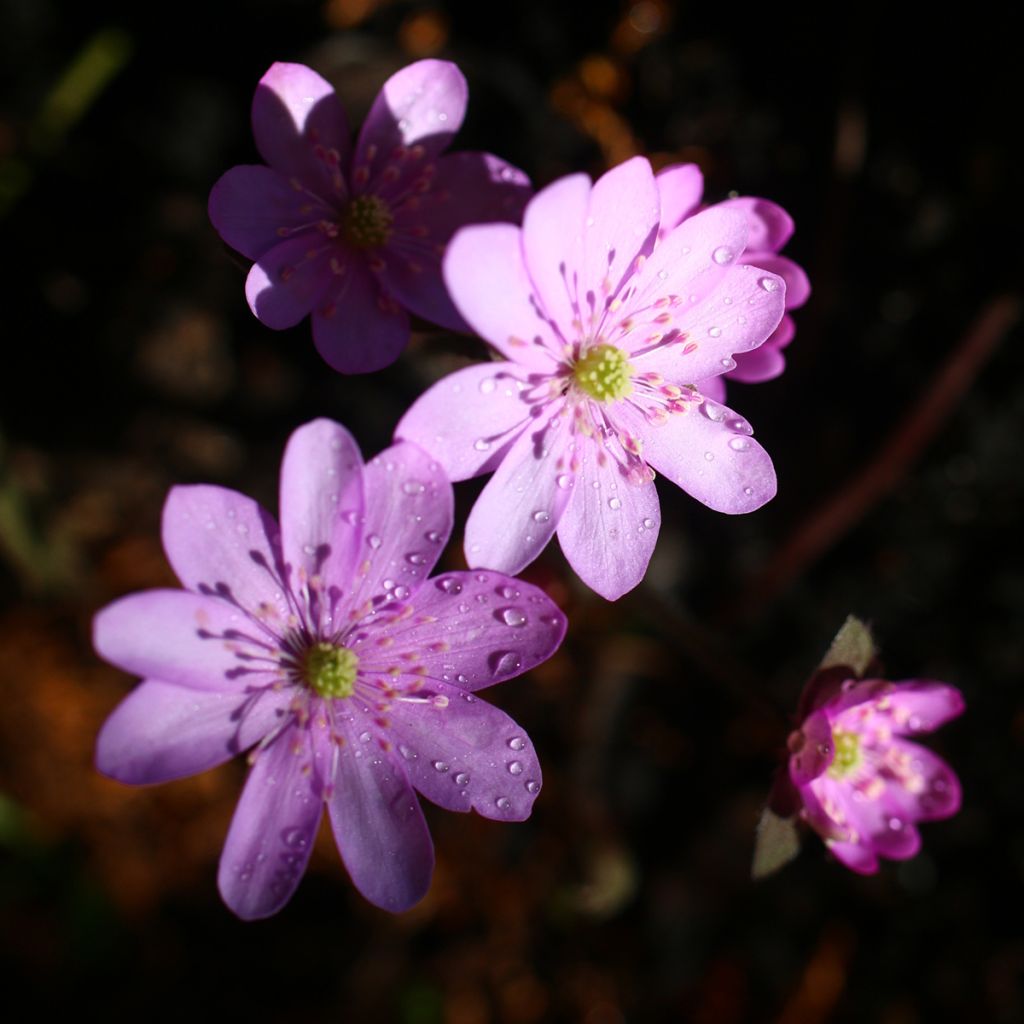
[572,344,635,403]
[302,642,359,699]
[340,194,394,249]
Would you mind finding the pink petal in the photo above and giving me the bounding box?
[464,407,574,575]
[718,196,795,252]
[245,232,337,330]
[94,590,282,692]
[789,709,834,786]
[727,315,795,384]
[327,715,434,912]
[888,740,962,821]
[252,62,350,203]
[630,263,786,384]
[278,419,364,612]
[556,434,661,600]
[208,165,333,261]
[443,223,562,369]
[359,570,566,691]
[345,441,453,614]
[161,485,290,620]
[694,375,727,403]
[620,400,776,514]
[655,162,704,235]
[96,679,288,784]
[395,362,537,482]
[354,60,467,173]
[386,680,542,819]
[833,679,966,734]
[827,839,880,874]
[744,252,811,309]
[384,152,532,332]
[817,776,922,861]
[218,722,325,920]
[310,256,410,373]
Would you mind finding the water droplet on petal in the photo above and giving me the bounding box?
[888,816,904,831]
[367,534,382,550]
[703,402,726,422]
[642,517,655,529]
[492,651,522,675]
[760,276,780,292]
[454,772,470,786]
[359,731,371,743]
[532,510,551,523]
[720,357,737,371]
[507,761,524,775]
[478,377,496,394]
[432,760,450,773]
[525,780,540,794]
[496,797,512,811]
[406,551,427,565]
[392,585,411,599]
[712,245,734,265]
[556,473,573,489]
[500,607,527,627]
[436,576,462,594]
[473,438,492,452]
[743,486,754,496]
[508,736,526,751]
[498,585,519,600]
[727,418,753,435]
[282,828,308,848]
[425,530,443,544]
[728,437,751,451]
[704,451,715,461]
[608,497,622,510]
[708,326,722,338]
[402,480,425,495]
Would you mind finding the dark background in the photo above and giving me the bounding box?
[1,2,1021,1020]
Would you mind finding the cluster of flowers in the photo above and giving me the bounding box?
[94,60,961,918]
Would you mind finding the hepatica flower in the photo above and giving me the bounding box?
[93,419,566,918]
[397,156,786,599]
[655,163,811,398]
[209,61,530,373]
[788,678,964,873]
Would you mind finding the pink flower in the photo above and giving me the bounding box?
[93,419,566,918]
[209,61,530,374]
[655,163,811,401]
[397,156,786,600]
[788,677,964,874]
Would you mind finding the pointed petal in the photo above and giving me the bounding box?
[252,62,350,201]
[96,680,289,784]
[279,419,364,609]
[208,165,334,261]
[719,196,794,252]
[94,590,283,692]
[464,407,574,575]
[245,232,337,329]
[327,716,434,912]
[359,570,566,690]
[443,223,562,369]
[355,60,466,172]
[310,257,410,373]
[384,152,532,331]
[218,722,324,920]
[345,441,453,614]
[728,315,794,383]
[656,162,704,234]
[620,400,776,514]
[745,252,811,309]
[161,485,291,620]
[387,680,542,818]
[395,362,537,482]
[629,263,786,384]
[556,435,660,600]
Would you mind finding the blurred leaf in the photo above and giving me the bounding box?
[818,615,876,676]
[751,807,800,880]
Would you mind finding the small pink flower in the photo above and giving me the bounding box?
[93,419,565,918]
[209,61,530,373]
[397,156,786,600]
[788,677,964,873]
[655,163,811,401]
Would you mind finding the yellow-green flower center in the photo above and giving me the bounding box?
[341,195,393,248]
[302,642,359,699]
[827,729,862,779]
[573,344,634,402]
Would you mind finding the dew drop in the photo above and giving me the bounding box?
[702,402,726,422]
[727,417,753,435]
[432,760,450,773]
[743,486,754,496]
[366,533,382,549]
[436,576,462,594]
[712,245,734,265]
[402,480,425,495]
[359,731,371,743]
[556,473,573,489]
[532,509,551,523]
[496,797,512,811]
[282,828,308,848]
[657,269,668,280]
[492,651,522,675]
[478,377,496,394]
[498,584,519,599]
[708,326,722,338]
[500,607,527,627]
[425,529,443,544]
[704,451,715,461]
[642,517,655,529]
[887,816,904,831]
[720,357,736,371]
[525,780,540,794]
[728,437,751,452]
[508,736,526,751]
[341,509,359,525]
[398,744,416,760]
[608,496,622,510]
[473,438,492,452]
[406,551,427,565]
[507,761,524,775]
[759,276,780,292]
[392,585,411,599]
[454,772,470,786]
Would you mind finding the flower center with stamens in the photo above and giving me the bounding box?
[827,730,862,778]
[573,344,634,402]
[302,642,359,699]
[340,195,394,248]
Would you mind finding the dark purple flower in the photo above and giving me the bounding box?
[209,61,530,373]
[94,419,566,918]
[788,677,964,873]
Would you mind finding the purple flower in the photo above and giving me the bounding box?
[788,678,964,874]
[93,419,566,918]
[209,61,530,374]
[397,156,786,600]
[655,163,811,401]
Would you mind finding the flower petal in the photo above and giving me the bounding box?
[744,252,811,309]
[354,59,467,172]
[834,679,966,734]
[727,315,794,384]
[788,709,834,786]
[395,362,537,482]
[556,435,661,600]
[345,441,453,614]
[888,740,962,821]
[386,679,542,818]
[629,263,786,383]
[327,716,434,912]
[96,679,289,784]
[310,256,410,373]
[621,401,776,514]
[820,776,923,861]
[208,165,334,261]
[252,62,350,202]
[279,419,365,614]
[384,152,532,332]
[245,232,337,329]
[443,223,562,369]
[358,570,566,690]
[656,162,704,235]
[464,406,574,575]
[218,722,325,920]
[161,484,290,620]
[827,838,880,874]
[94,590,283,692]
[718,196,794,252]
[694,375,727,403]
